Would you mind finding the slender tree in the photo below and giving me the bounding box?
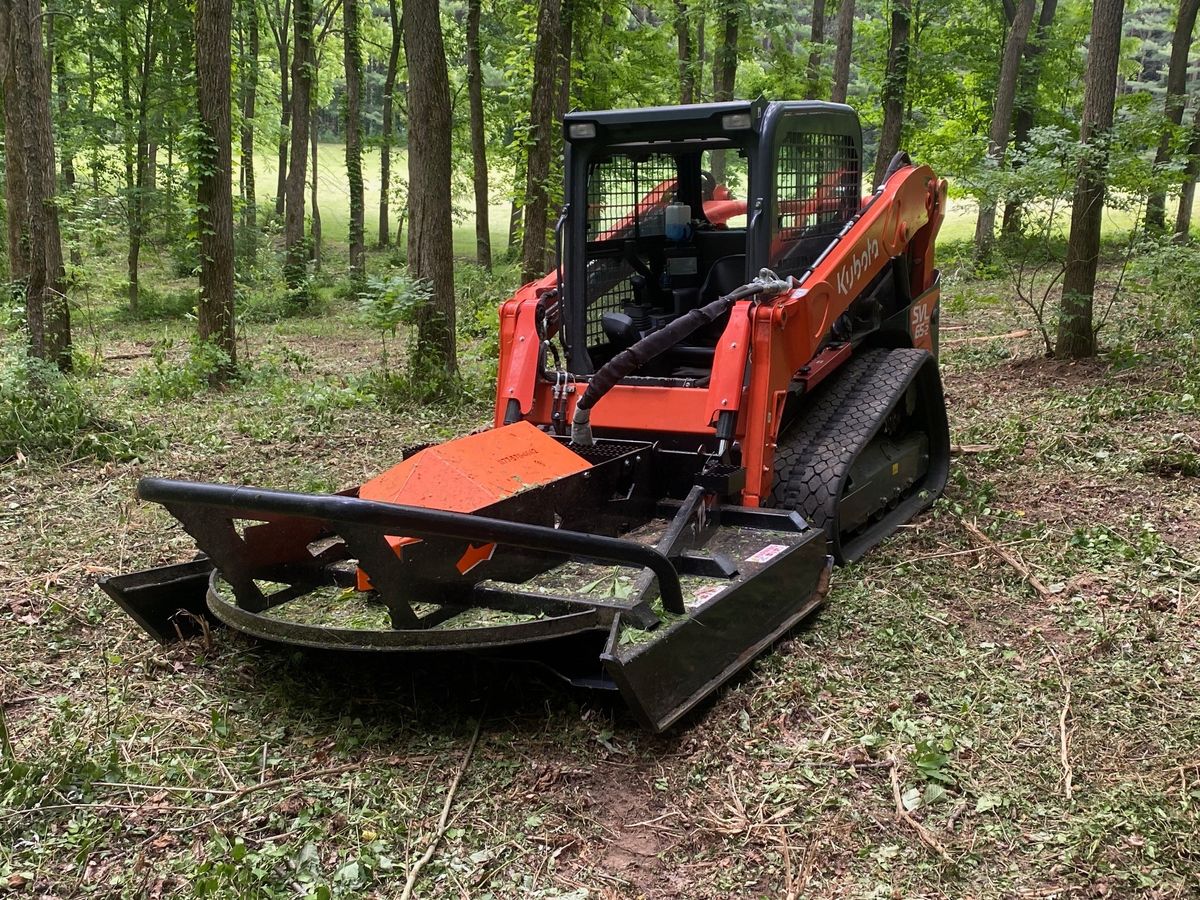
[974,0,1035,258]
[466,0,490,268]
[195,0,236,378]
[378,0,400,246]
[1146,0,1200,231]
[873,0,911,188]
[1175,111,1200,237]
[1056,0,1125,359]
[238,0,259,241]
[519,0,560,283]
[1002,0,1059,237]
[126,0,159,312]
[309,57,321,269]
[267,0,290,218]
[710,0,739,184]
[343,0,364,281]
[674,0,694,104]
[6,0,70,367]
[283,0,311,305]
[403,0,456,375]
[805,0,826,99]
[830,0,854,103]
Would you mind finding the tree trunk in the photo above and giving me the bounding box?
[805,0,826,99]
[1146,0,1200,231]
[195,0,236,378]
[7,0,70,367]
[271,0,290,218]
[53,21,79,268]
[467,0,490,268]
[283,0,310,304]
[1056,0,1124,359]
[128,0,157,312]
[519,0,560,284]
[1174,113,1200,238]
[403,0,456,375]
[674,0,694,104]
[0,0,28,282]
[709,0,739,185]
[378,0,399,247]
[830,0,855,103]
[343,0,365,281]
[1001,0,1059,237]
[239,0,259,239]
[309,83,320,269]
[872,0,911,188]
[974,0,1035,258]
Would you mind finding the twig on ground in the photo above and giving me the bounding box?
[888,757,954,865]
[212,762,362,809]
[399,717,484,900]
[779,825,796,900]
[1040,636,1074,801]
[960,518,1053,601]
[951,443,1000,455]
[943,329,1032,347]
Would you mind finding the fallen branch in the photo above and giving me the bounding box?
[212,762,362,810]
[888,758,954,865]
[1059,678,1074,801]
[950,443,999,456]
[943,329,1032,347]
[399,717,484,900]
[960,518,1053,602]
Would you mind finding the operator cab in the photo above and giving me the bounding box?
[561,98,863,378]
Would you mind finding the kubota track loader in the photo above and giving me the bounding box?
[103,99,950,732]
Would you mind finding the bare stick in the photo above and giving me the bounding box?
[960,518,1053,601]
[1059,678,1074,800]
[943,329,1032,347]
[399,718,484,900]
[779,825,796,900]
[888,758,954,865]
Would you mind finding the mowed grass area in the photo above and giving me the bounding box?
[250,144,515,258]
[2,235,1198,898]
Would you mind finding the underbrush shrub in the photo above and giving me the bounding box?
[0,343,157,461]
[131,338,234,402]
[118,284,197,321]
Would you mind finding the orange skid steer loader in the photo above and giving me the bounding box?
[103,99,950,732]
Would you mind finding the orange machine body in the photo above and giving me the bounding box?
[494,164,947,507]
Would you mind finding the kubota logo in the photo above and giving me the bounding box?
[834,237,880,295]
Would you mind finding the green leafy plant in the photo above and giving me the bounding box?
[357,270,433,370]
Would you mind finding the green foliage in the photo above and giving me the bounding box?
[356,269,433,367]
[131,338,235,401]
[0,343,156,461]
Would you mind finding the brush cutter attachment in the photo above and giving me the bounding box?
[102,422,830,731]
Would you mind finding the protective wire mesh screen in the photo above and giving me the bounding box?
[775,132,860,243]
[584,154,678,346]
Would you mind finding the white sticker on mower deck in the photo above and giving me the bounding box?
[747,543,789,564]
[692,584,724,604]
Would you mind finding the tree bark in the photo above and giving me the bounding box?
[709,0,739,184]
[196,0,237,377]
[1001,0,1059,237]
[830,0,854,103]
[403,0,456,375]
[378,0,400,247]
[309,74,320,270]
[519,0,560,284]
[0,0,28,282]
[283,0,311,304]
[466,0,490,268]
[127,0,158,312]
[343,0,364,281]
[674,0,694,103]
[239,0,259,236]
[805,0,826,99]
[872,0,911,188]
[7,0,69,367]
[974,0,1035,258]
[1146,0,1200,231]
[1056,0,1124,359]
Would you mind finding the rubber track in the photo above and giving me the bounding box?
[770,348,935,560]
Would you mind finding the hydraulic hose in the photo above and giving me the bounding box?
[571,269,793,446]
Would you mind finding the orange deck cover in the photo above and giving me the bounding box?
[355,422,591,584]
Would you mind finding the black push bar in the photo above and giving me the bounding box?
[137,478,686,614]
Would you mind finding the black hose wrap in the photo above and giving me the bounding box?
[571,269,791,445]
